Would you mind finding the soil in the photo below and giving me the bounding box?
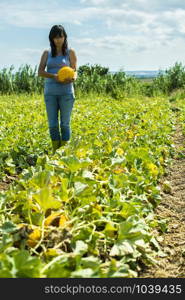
[139,120,185,278]
[0,181,10,191]
[0,175,18,191]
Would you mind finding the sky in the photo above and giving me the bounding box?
[0,0,185,71]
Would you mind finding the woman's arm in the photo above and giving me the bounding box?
[38,50,57,80]
[69,48,77,80]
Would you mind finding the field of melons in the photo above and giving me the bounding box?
[0,91,175,278]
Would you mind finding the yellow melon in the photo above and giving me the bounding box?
[59,215,68,227]
[44,212,61,226]
[27,228,41,247]
[57,66,75,82]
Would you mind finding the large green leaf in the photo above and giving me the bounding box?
[0,221,17,234]
[73,240,88,255]
[33,187,61,212]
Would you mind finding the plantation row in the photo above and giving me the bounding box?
[1,62,185,97]
[0,92,178,277]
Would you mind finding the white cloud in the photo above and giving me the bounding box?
[1,0,185,70]
[80,0,185,12]
[0,0,184,46]
[80,0,107,4]
[0,2,100,28]
[73,32,169,55]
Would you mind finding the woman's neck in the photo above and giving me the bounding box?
[56,47,62,55]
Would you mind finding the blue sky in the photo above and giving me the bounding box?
[0,0,185,71]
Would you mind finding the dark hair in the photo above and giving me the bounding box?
[49,25,68,57]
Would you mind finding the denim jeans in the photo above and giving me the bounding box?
[44,94,75,141]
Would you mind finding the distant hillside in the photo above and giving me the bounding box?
[125,70,161,78]
[110,70,163,78]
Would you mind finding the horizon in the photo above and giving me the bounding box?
[0,64,165,74]
[0,63,169,76]
[0,62,171,73]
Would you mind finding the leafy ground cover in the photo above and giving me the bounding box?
[0,93,175,277]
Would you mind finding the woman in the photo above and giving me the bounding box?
[38,24,77,154]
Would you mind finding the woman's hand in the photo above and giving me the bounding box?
[62,71,77,84]
[54,74,76,84]
[61,77,75,84]
[53,74,60,82]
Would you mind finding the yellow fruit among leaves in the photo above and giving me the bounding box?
[44,212,61,226]
[27,228,41,247]
[116,148,124,156]
[59,215,68,227]
[57,66,75,82]
[44,212,69,228]
[44,248,61,257]
[113,167,127,174]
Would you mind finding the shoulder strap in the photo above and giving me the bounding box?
[64,48,70,65]
[66,48,71,57]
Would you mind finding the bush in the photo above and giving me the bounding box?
[152,62,185,94]
[78,64,109,76]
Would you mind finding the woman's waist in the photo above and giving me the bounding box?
[44,81,74,94]
[45,78,73,86]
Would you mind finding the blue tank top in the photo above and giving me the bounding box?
[44,48,74,96]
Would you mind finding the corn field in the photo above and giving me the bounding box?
[1,62,185,97]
